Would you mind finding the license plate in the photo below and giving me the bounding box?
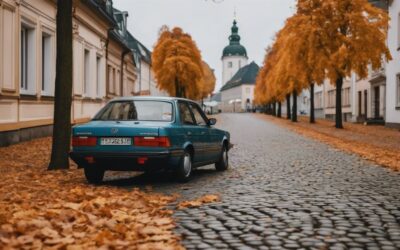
[100,137,132,146]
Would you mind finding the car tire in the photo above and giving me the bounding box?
[84,167,104,184]
[176,150,192,182]
[215,144,229,171]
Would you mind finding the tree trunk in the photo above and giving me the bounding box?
[277,102,282,118]
[310,83,315,123]
[292,90,298,122]
[335,77,344,128]
[48,0,73,170]
[286,94,291,120]
[175,78,183,97]
[272,102,276,116]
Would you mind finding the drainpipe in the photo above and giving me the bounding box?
[105,28,114,98]
[149,63,151,95]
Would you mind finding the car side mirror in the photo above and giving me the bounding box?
[208,118,217,126]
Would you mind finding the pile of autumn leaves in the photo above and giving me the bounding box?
[0,138,218,249]
[152,26,215,99]
[254,0,390,115]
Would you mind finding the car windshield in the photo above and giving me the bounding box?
[93,101,173,122]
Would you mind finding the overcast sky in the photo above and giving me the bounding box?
[113,0,296,92]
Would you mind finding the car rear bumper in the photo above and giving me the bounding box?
[69,149,184,171]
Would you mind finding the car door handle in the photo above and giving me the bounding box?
[187,132,192,135]
[200,131,206,135]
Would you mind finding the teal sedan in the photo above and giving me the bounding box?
[70,96,231,184]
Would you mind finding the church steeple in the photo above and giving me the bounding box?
[229,20,241,45]
[222,19,247,58]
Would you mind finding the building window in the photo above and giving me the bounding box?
[342,87,350,106]
[397,74,400,107]
[96,56,101,97]
[303,96,308,105]
[20,25,35,94]
[228,62,232,68]
[239,60,241,68]
[327,90,335,108]
[84,49,90,96]
[107,65,113,94]
[246,87,250,94]
[41,33,52,95]
[315,92,322,109]
[398,14,400,48]
[109,67,116,94]
[116,70,120,95]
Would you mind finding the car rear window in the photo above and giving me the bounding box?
[94,101,173,122]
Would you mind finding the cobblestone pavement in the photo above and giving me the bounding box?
[111,113,400,250]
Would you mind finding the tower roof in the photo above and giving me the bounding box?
[222,20,247,58]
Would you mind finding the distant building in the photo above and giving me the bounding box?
[220,62,259,112]
[221,20,248,87]
[219,20,258,112]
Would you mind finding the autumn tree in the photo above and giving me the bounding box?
[198,61,216,100]
[152,26,204,98]
[256,0,390,127]
[281,0,328,123]
[48,0,74,170]
[302,0,390,128]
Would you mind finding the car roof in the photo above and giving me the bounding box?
[111,96,197,103]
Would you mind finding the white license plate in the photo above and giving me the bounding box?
[100,137,132,146]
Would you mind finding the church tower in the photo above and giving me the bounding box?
[221,20,248,86]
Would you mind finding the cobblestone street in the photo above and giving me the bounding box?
[119,113,400,250]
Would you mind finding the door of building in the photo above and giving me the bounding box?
[358,91,362,117]
[374,86,380,118]
[364,90,368,118]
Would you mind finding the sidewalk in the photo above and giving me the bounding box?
[0,137,183,249]
[257,114,400,171]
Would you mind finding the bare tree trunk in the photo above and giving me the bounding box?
[286,94,291,120]
[48,0,73,170]
[310,83,315,123]
[335,77,344,128]
[277,102,282,118]
[292,90,298,122]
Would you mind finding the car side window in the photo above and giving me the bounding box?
[178,102,195,125]
[190,104,208,126]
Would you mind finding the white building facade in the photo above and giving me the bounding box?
[386,0,400,128]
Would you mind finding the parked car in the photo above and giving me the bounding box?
[70,96,231,184]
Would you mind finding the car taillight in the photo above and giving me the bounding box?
[72,136,97,147]
[134,136,171,147]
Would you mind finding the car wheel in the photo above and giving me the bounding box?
[84,167,104,184]
[176,150,192,182]
[215,144,229,171]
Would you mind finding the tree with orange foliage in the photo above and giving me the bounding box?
[256,0,390,127]
[198,61,216,100]
[301,0,390,128]
[277,0,328,123]
[152,26,203,98]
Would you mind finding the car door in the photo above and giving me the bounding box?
[188,103,217,163]
[178,101,204,164]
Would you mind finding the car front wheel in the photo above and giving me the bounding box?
[215,144,229,171]
[175,150,192,182]
[84,166,104,184]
